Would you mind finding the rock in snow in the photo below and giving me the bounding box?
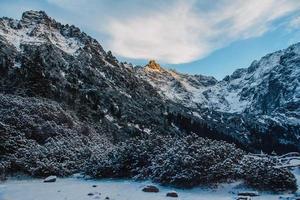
[236,197,251,200]
[238,191,259,197]
[142,185,159,193]
[43,176,57,183]
[166,191,178,197]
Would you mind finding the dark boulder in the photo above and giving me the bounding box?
[166,191,178,197]
[142,185,159,193]
[238,191,259,197]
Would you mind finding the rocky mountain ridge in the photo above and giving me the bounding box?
[0,10,177,139]
[136,46,300,152]
[137,49,300,122]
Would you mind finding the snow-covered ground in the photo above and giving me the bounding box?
[1,171,300,200]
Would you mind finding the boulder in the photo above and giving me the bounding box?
[278,197,300,200]
[236,197,251,200]
[43,175,57,183]
[142,185,159,193]
[166,191,178,197]
[238,191,259,197]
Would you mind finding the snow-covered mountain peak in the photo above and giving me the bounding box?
[137,42,300,127]
[213,42,300,115]
[136,62,217,108]
[0,11,87,55]
[20,10,51,26]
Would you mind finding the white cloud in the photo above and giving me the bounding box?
[106,1,209,63]
[47,0,300,64]
[289,16,300,28]
[106,0,300,63]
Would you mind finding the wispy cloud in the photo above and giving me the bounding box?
[48,0,300,64]
[106,1,207,64]
[289,16,300,28]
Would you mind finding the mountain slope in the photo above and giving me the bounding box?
[0,11,180,139]
[135,60,218,108]
[0,11,186,177]
[207,44,300,119]
[137,46,300,152]
[137,48,300,119]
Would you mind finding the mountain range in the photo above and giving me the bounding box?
[0,11,299,180]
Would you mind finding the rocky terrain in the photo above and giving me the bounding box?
[0,10,299,191]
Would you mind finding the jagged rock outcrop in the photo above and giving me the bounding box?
[146,60,162,71]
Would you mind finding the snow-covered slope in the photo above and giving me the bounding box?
[137,44,300,127]
[206,44,300,122]
[136,46,300,152]
[0,176,297,200]
[135,60,217,108]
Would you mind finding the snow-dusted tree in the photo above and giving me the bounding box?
[238,156,297,191]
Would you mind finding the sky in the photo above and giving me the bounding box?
[1,0,300,79]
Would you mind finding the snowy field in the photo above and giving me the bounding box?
[1,170,300,200]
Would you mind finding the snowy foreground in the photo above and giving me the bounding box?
[1,169,300,200]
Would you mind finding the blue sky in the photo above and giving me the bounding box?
[1,0,300,79]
